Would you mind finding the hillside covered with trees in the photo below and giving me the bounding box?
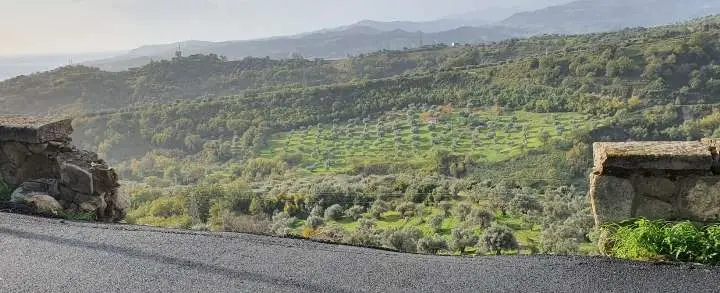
[6,16,720,255]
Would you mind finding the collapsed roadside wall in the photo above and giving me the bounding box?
[0,117,125,221]
[589,139,720,226]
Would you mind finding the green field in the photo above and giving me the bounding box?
[262,106,594,172]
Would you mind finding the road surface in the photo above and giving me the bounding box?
[0,212,718,293]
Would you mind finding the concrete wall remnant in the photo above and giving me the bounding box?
[589,139,720,226]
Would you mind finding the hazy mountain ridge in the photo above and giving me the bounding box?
[82,0,720,72]
[500,0,720,33]
[5,0,720,78]
[83,25,529,71]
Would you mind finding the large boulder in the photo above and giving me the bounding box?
[25,194,63,215]
[10,179,60,203]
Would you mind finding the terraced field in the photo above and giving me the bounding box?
[262,106,596,172]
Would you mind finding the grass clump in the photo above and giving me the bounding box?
[62,211,97,221]
[602,219,720,264]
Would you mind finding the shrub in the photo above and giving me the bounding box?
[396,202,417,218]
[606,219,665,260]
[488,186,514,216]
[661,221,704,262]
[148,196,187,218]
[539,186,594,254]
[344,205,364,220]
[428,214,444,233]
[310,205,324,218]
[539,223,583,255]
[384,227,423,253]
[221,213,270,234]
[415,204,426,221]
[703,225,720,264]
[509,194,541,215]
[417,235,447,254]
[313,225,347,242]
[480,224,519,255]
[345,219,380,246]
[453,202,472,221]
[449,228,478,254]
[0,179,10,202]
[369,200,390,219]
[185,184,222,223]
[305,215,325,229]
[438,201,452,216]
[470,208,494,229]
[324,204,344,221]
[127,195,190,227]
[269,211,296,236]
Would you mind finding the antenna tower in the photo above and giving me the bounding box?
[175,42,183,58]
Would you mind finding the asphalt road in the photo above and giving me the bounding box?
[1,212,719,293]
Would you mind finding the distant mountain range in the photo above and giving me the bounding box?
[3,0,720,78]
[500,0,720,34]
[82,26,531,71]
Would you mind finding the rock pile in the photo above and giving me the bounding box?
[589,139,720,226]
[0,117,125,221]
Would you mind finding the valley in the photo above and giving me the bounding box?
[5,10,720,259]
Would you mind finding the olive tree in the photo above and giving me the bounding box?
[480,224,518,255]
[384,227,423,253]
[449,228,478,254]
[344,205,364,220]
[470,208,494,229]
[324,204,344,221]
[305,215,325,229]
[417,235,448,254]
[428,214,444,233]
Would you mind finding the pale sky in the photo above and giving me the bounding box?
[0,0,571,56]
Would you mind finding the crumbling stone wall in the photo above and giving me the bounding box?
[589,139,720,226]
[0,117,125,221]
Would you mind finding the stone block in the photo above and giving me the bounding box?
[10,187,36,203]
[1,141,30,167]
[593,141,713,174]
[26,143,48,154]
[0,118,73,144]
[90,166,120,193]
[682,178,720,221]
[14,154,60,183]
[633,195,676,219]
[589,174,635,226]
[60,163,93,195]
[631,175,677,202]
